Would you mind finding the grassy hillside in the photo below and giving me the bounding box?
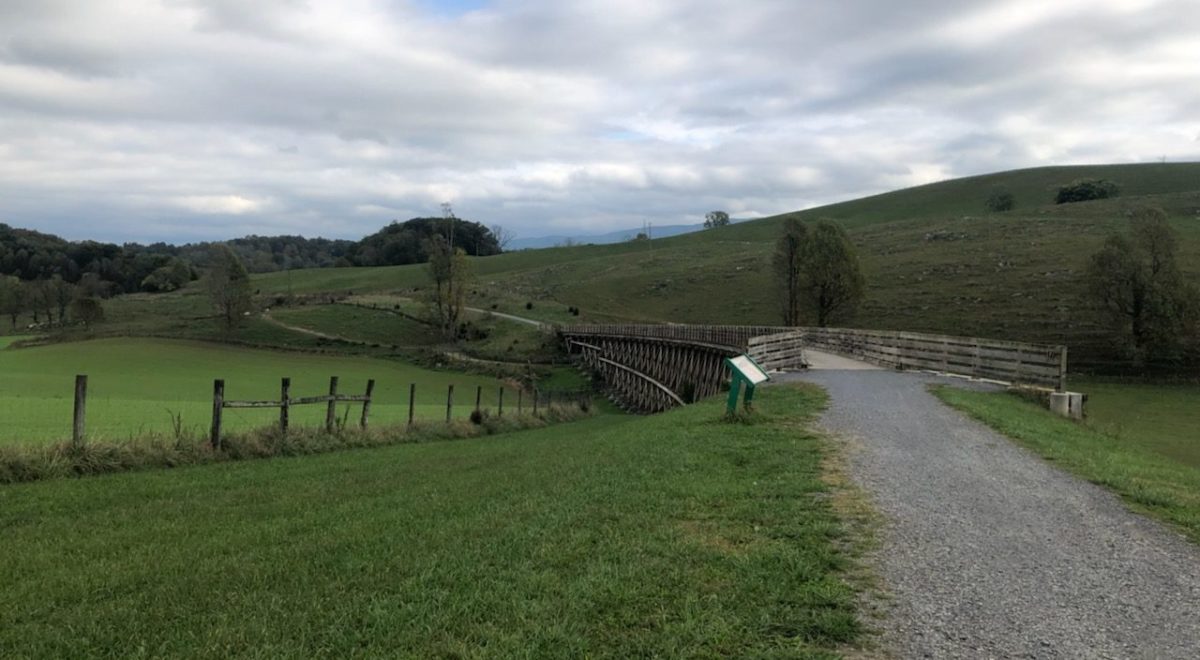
[0,385,864,657]
[241,163,1200,368]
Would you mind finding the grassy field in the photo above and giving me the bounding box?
[1072,378,1200,469]
[238,163,1200,368]
[0,338,525,445]
[934,387,1200,544]
[0,384,864,657]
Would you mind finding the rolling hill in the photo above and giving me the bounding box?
[246,163,1200,370]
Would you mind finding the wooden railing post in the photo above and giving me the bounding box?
[325,376,339,433]
[475,386,482,413]
[518,389,523,415]
[1058,347,1068,393]
[408,383,416,428]
[360,379,375,430]
[280,377,291,435]
[72,374,87,448]
[498,387,504,417]
[211,379,224,449]
[446,384,454,423]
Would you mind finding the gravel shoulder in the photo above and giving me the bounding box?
[780,369,1200,659]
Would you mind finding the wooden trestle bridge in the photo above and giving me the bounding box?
[558,324,1068,414]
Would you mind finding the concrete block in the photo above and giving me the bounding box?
[1049,391,1085,420]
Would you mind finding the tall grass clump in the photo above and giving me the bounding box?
[0,403,592,485]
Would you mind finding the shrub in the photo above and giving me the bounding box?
[985,186,1015,212]
[1056,179,1119,204]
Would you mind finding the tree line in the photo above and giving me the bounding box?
[0,218,507,296]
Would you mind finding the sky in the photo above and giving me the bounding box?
[1,0,1198,244]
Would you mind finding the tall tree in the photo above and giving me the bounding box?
[423,235,471,339]
[49,275,75,323]
[0,275,21,330]
[772,218,807,326]
[802,221,866,327]
[205,245,253,332]
[1087,206,1198,362]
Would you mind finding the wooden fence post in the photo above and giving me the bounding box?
[360,379,375,430]
[1058,347,1068,393]
[475,386,482,413]
[446,384,454,423]
[518,389,523,415]
[72,374,87,448]
[408,383,416,428]
[326,376,339,433]
[498,387,504,417]
[211,379,224,449]
[533,388,539,415]
[280,377,291,435]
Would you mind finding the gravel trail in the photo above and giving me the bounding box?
[782,369,1200,659]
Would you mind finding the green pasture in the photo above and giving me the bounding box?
[0,339,525,445]
[934,386,1200,544]
[0,385,863,657]
[1073,378,1200,469]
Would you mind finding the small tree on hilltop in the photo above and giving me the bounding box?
[985,186,1015,212]
[1087,206,1198,363]
[704,211,731,229]
[802,220,866,327]
[772,218,807,326]
[205,245,253,333]
[424,234,472,339]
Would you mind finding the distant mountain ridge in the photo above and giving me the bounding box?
[509,222,714,249]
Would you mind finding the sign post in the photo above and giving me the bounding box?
[725,355,770,415]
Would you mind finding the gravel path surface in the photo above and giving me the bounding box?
[780,369,1200,659]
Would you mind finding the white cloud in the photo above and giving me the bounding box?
[0,0,1197,243]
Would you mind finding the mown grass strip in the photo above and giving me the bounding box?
[933,386,1200,545]
[0,384,861,658]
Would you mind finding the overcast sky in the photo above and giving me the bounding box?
[2,0,1198,244]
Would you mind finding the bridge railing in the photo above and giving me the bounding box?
[793,327,1066,390]
[559,323,788,352]
[561,323,1067,391]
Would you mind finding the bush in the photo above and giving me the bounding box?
[1056,179,1120,204]
[985,186,1015,212]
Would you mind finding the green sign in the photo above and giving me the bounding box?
[725,355,770,415]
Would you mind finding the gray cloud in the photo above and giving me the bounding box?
[0,0,1197,243]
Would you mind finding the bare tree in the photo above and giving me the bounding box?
[772,218,807,326]
[490,224,515,251]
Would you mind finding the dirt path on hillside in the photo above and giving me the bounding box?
[778,369,1200,658]
[261,312,370,345]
